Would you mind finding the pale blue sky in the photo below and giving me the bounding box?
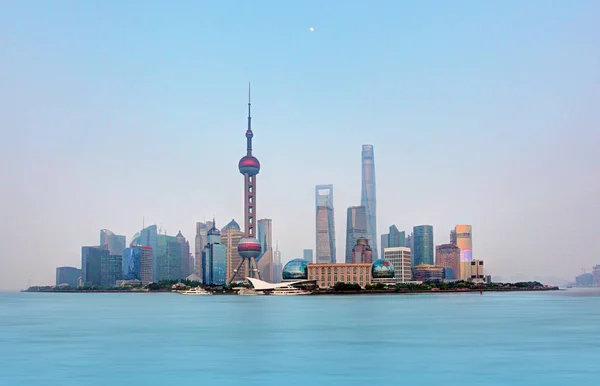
[1,0,599,289]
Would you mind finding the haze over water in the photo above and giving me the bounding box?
[1,290,599,385]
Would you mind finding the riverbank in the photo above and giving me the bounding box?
[22,286,560,294]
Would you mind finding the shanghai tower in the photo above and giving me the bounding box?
[361,144,378,260]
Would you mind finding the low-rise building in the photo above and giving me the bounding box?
[307,263,372,289]
[470,260,485,283]
[412,264,444,282]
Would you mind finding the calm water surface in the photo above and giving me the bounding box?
[1,290,599,385]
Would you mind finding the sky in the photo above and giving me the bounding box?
[1,0,599,290]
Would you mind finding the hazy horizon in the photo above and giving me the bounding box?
[1,0,599,290]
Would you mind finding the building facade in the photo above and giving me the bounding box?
[100,229,126,256]
[345,205,367,263]
[203,223,227,285]
[315,184,336,264]
[257,218,274,282]
[303,249,314,264]
[470,259,484,282]
[154,234,182,282]
[139,246,153,285]
[381,234,389,251]
[413,225,434,266]
[435,243,461,280]
[56,266,80,287]
[361,144,378,260]
[101,254,122,287]
[351,237,373,264]
[194,221,212,279]
[272,242,282,283]
[221,224,245,283]
[176,231,192,279]
[131,225,158,281]
[384,247,412,283]
[81,246,107,286]
[388,225,405,248]
[122,247,142,281]
[412,264,444,282]
[307,263,372,289]
[455,225,473,281]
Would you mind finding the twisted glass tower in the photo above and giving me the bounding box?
[361,145,378,260]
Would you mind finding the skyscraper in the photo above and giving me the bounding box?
[131,225,158,281]
[388,225,405,248]
[412,225,434,266]
[381,234,389,251]
[230,85,262,282]
[155,234,181,282]
[345,206,367,263]
[203,221,227,285]
[273,241,282,282]
[139,246,153,285]
[194,221,212,279]
[303,249,314,264]
[257,219,274,282]
[455,225,473,281]
[351,237,373,264]
[176,231,191,279]
[101,254,123,287]
[315,184,336,264]
[122,247,142,281]
[361,144,378,260]
[450,229,457,245]
[435,243,460,280]
[81,246,107,286]
[100,229,126,256]
[221,219,245,283]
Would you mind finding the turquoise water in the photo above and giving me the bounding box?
[1,290,599,385]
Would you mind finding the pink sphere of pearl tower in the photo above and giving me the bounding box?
[236,84,262,264]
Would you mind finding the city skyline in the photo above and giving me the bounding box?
[2,1,599,290]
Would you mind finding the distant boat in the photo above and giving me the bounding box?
[178,287,212,296]
[271,286,311,296]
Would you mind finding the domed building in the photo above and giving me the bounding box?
[372,259,395,279]
[282,259,308,281]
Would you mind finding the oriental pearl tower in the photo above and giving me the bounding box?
[229,84,263,283]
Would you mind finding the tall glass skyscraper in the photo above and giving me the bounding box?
[100,229,126,256]
[203,222,227,285]
[122,247,142,281]
[315,184,336,264]
[155,234,182,282]
[361,145,378,260]
[81,246,107,286]
[101,254,123,287]
[257,219,274,282]
[388,225,405,248]
[412,225,434,266]
[345,206,367,263]
[131,225,158,281]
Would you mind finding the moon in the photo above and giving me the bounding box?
[309,26,315,32]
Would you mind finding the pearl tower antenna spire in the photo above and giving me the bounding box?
[230,84,262,283]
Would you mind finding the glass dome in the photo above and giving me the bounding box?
[282,259,308,280]
[372,259,395,278]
